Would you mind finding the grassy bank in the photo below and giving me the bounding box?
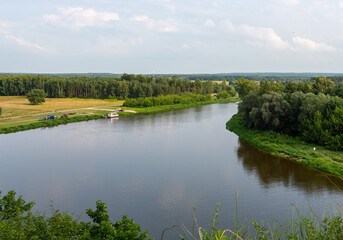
[0,115,103,134]
[123,100,220,114]
[226,113,343,177]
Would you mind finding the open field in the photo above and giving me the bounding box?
[0,96,124,118]
[0,96,123,130]
[227,113,343,177]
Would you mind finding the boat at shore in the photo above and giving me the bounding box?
[107,112,119,118]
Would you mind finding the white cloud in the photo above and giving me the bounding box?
[292,36,338,52]
[44,7,119,28]
[131,15,177,32]
[339,2,343,8]
[225,21,290,50]
[5,33,51,53]
[240,24,291,49]
[90,36,143,55]
[0,21,11,29]
[225,20,339,52]
[204,19,215,28]
[281,0,299,6]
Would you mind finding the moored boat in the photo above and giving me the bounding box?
[107,112,119,118]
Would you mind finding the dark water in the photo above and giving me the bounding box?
[1,103,342,239]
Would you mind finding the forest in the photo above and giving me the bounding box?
[0,74,229,99]
[237,77,343,150]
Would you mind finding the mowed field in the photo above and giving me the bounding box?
[0,96,124,118]
[0,96,124,130]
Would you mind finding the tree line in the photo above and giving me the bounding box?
[238,77,343,151]
[123,93,214,107]
[235,76,343,98]
[0,74,229,99]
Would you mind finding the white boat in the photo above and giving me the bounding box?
[107,112,119,118]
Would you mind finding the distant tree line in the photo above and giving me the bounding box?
[0,74,230,99]
[238,77,343,151]
[235,76,343,98]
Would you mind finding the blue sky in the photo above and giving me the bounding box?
[1,0,343,73]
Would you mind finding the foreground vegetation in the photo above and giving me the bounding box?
[0,191,151,239]
[227,113,343,177]
[2,191,343,239]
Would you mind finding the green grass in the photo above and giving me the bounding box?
[124,100,220,114]
[0,115,103,134]
[226,113,343,177]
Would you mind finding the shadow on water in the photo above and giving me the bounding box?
[236,138,343,193]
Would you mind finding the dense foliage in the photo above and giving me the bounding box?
[0,74,230,99]
[239,90,343,150]
[26,89,47,105]
[123,93,214,107]
[2,190,343,239]
[0,191,151,239]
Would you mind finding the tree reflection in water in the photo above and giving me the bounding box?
[236,138,343,194]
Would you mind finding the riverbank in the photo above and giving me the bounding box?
[226,113,343,177]
[0,115,103,134]
[1,96,239,134]
[122,99,235,115]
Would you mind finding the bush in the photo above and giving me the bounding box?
[0,191,152,240]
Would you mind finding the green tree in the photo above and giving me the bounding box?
[84,200,151,240]
[259,81,283,95]
[314,76,335,95]
[26,89,47,105]
[236,78,259,98]
[217,90,230,99]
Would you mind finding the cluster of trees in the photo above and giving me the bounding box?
[239,91,343,150]
[0,74,230,99]
[236,76,343,99]
[0,190,151,239]
[123,93,214,107]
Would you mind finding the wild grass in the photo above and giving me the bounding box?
[226,113,343,177]
[163,199,343,240]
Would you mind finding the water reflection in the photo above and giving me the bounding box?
[237,138,343,193]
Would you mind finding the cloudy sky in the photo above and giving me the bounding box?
[1,0,343,73]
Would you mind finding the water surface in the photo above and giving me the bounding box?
[1,103,342,239]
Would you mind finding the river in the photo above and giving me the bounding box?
[0,103,342,239]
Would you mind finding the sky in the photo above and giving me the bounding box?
[0,0,343,74]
